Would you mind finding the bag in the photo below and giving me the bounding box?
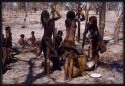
[98,34,107,53]
[72,54,88,78]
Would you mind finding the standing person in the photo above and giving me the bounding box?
[52,30,63,71]
[82,16,100,68]
[4,26,12,60]
[61,10,85,54]
[4,26,20,61]
[60,10,85,80]
[39,6,61,75]
[55,30,63,53]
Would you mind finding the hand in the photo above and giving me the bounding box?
[76,7,83,15]
[51,5,56,11]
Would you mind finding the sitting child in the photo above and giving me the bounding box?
[27,31,41,56]
[19,34,27,48]
[27,31,36,47]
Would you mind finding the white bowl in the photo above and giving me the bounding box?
[90,73,102,78]
[86,61,95,68]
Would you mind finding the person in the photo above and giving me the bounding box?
[60,10,85,80]
[27,31,36,47]
[4,26,13,59]
[39,6,61,75]
[82,16,100,67]
[55,30,63,53]
[27,31,41,56]
[51,30,63,71]
[19,34,27,48]
[4,26,20,61]
[60,10,85,58]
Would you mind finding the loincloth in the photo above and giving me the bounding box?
[61,40,79,54]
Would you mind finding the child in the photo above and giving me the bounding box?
[39,6,61,75]
[19,34,27,48]
[52,30,63,71]
[27,31,36,47]
[55,30,63,53]
[4,26,13,59]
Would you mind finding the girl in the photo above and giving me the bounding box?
[39,6,61,75]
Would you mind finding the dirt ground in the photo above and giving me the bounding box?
[2,10,123,84]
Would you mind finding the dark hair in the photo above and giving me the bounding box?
[41,10,50,27]
[57,30,63,36]
[5,26,11,31]
[89,16,97,25]
[20,34,25,38]
[31,31,35,34]
[66,10,75,20]
[65,10,76,28]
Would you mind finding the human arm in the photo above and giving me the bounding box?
[75,7,85,21]
[50,6,61,21]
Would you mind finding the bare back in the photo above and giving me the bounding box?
[65,20,77,42]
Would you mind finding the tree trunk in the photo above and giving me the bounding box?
[99,2,106,38]
[114,12,123,43]
[83,2,91,40]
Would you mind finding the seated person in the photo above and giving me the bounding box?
[27,31,36,47]
[19,34,27,48]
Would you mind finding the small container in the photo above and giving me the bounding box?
[86,60,95,69]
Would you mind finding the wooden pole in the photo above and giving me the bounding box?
[77,2,81,43]
[84,2,91,38]
[22,2,28,28]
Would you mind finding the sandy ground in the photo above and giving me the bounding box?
[2,10,123,84]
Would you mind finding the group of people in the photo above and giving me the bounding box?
[39,6,101,78]
[18,31,39,49]
[2,5,104,79]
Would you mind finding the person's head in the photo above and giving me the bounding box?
[31,31,35,36]
[89,16,97,25]
[65,10,76,28]
[57,31,63,37]
[41,10,50,26]
[20,34,25,39]
[66,10,76,20]
[5,26,11,32]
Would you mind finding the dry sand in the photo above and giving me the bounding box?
[2,10,123,84]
